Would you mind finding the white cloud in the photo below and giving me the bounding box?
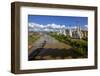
[85,25,88,28]
[28,22,64,29]
[50,23,60,28]
[71,26,77,29]
[28,22,88,32]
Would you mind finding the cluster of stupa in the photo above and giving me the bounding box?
[56,26,87,39]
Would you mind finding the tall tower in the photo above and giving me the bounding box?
[69,28,72,37]
[77,25,82,39]
[63,29,67,36]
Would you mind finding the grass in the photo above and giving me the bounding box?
[49,32,88,58]
[28,32,41,49]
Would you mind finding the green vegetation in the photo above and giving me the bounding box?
[49,32,88,58]
[28,33,41,45]
[82,37,88,41]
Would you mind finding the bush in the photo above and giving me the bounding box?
[49,32,88,57]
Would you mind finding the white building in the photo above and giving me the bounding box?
[56,26,87,39]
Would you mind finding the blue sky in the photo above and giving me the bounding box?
[28,15,88,27]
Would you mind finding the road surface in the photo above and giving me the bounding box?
[28,33,80,60]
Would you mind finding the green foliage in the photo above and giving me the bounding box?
[49,32,88,58]
[82,37,88,41]
[28,33,40,45]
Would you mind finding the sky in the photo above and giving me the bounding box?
[28,15,88,27]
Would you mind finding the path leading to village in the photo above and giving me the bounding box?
[28,33,79,60]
